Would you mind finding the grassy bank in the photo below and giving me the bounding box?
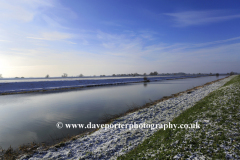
[118,75,240,159]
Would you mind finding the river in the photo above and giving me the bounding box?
[0,75,226,149]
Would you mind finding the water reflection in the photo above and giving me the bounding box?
[143,83,148,87]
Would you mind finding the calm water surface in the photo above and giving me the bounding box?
[0,76,226,149]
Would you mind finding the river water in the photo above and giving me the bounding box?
[0,76,226,149]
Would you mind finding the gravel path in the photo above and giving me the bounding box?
[19,76,234,160]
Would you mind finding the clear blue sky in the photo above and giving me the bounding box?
[1,0,240,77]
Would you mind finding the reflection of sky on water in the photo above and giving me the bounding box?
[0,76,226,149]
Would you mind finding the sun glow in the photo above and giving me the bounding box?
[0,59,10,77]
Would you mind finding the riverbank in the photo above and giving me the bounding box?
[119,75,240,159]
[0,75,207,95]
[14,76,234,159]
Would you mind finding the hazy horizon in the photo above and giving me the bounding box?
[1,0,240,77]
[0,72,232,79]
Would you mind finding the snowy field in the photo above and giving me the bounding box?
[0,75,201,94]
[18,76,233,159]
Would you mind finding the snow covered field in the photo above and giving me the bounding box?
[18,76,233,160]
[0,75,201,94]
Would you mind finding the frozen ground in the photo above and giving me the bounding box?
[0,75,199,94]
[18,76,233,160]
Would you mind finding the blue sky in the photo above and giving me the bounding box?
[1,0,240,77]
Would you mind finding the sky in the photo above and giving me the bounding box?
[0,0,240,78]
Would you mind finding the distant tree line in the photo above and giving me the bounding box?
[41,71,238,79]
[228,72,235,75]
[111,72,159,77]
[149,71,158,75]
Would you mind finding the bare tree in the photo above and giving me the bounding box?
[79,74,83,77]
[149,71,158,75]
[62,73,68,77]
[45,74,49,78]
